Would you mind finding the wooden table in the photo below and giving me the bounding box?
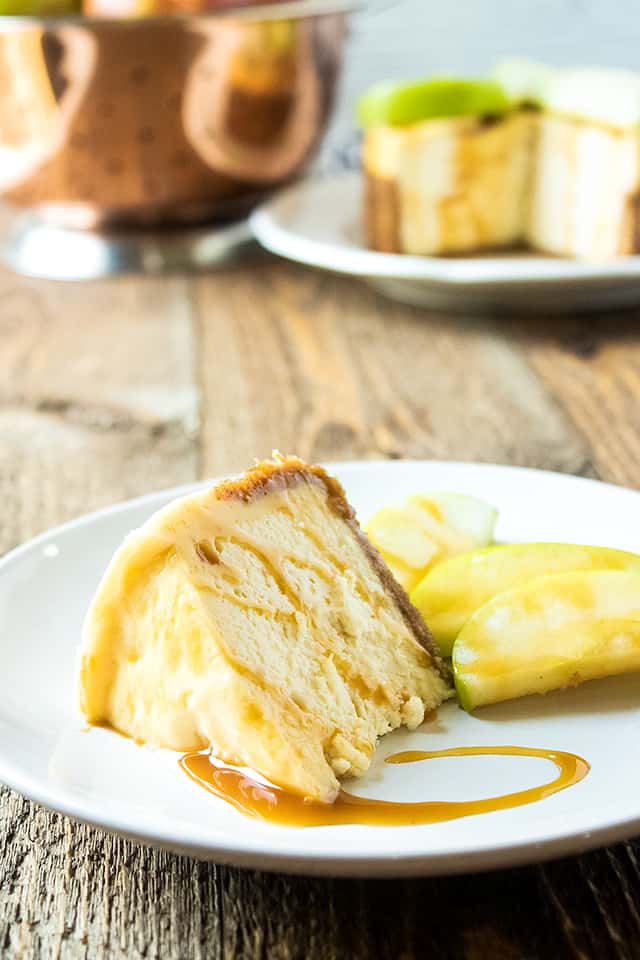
[2,247,640,959]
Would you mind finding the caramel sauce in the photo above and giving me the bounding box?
[180,745,589,827]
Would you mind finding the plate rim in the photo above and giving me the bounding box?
[3,458,640,877]
[250,173,640,288]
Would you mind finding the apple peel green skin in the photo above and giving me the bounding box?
[0,0,79,12]
[411,542,640,658]
[357,77,510,128]
[452,569,640,711]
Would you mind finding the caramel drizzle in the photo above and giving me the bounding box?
[180,745,589,828]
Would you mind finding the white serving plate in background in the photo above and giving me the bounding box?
[251,175,640,313]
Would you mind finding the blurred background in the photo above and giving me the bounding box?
[0,0,637,275]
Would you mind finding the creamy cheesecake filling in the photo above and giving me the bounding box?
[363,114,535,255]
[79,462,451,803]
[527,114,640,258]
[363,109,640,259]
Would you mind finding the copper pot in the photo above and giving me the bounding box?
[0,0,350,229]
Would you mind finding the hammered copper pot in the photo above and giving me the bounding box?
[0,1,349,229]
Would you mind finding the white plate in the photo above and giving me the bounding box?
[250,174,640,313]
[3,460,640,877]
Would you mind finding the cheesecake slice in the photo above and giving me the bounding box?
[79,456,451,803]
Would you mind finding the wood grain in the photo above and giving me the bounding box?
[0,270,198,553]
[3,254,640,959]
[196,262,591,474]
[516,311,640,488]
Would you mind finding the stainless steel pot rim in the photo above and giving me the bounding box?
[0,0,359,29]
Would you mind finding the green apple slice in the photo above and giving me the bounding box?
[411,543,640,657]
[0,0,79,11]
[453,569,640,710]
[423,493,498,547]
[364,493,496,593]
[357,78,510,128]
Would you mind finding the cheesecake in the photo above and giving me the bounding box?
[360,78,534,255]
[360,61,640,260]
[78,456,451,803]
[497,59,640,259]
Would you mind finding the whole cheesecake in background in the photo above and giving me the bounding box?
[78,456,452,803]
[360,59,640,260]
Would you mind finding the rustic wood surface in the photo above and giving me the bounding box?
[2,246,640,960]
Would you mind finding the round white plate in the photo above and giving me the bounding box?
[3,460,640,877]
[250,174,640,313]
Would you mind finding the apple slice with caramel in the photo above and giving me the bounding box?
[412,542,640,657]
[364,493,497,593]
[357,77,510,128]
[453,569,640,710]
